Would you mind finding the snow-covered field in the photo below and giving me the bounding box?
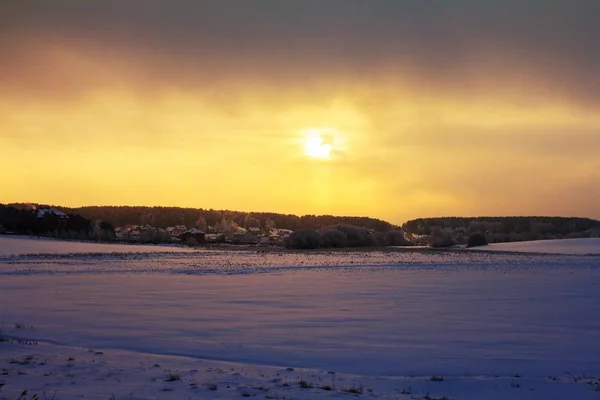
[472,237,600,255]
[1,237,600,399]
[0,235,196,256]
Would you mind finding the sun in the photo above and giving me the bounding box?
[304,136,332,159]
[302,129,336,159]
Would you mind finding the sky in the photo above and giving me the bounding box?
[1,1,599,224]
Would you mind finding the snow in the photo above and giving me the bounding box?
[35,208,68,218]
[1,237,600,399]
[0,235,196,256]
[2,342,599,400]
[472,237,600,255]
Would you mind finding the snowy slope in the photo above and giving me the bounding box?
[0,234,195,256]
[473,237,600,255]
[1,245,600,399]
[2,340,599,400]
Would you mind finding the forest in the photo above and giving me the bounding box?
[50,205,397,233]
[0,204,115,241]
[403,216,600,245]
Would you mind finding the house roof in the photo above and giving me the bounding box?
[184,228,205,235]
[36,208,69,218]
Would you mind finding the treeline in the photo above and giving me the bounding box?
[0,204,115,241]
[47,205,396,233]
[284,225,412,249]
[404,216,600,245]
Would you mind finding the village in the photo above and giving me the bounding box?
[114,223,294,246]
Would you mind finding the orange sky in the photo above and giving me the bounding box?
[1,2,600,224]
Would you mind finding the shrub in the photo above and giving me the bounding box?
[466,233,488,248]
[299,380,313,389]
[320,228,348,247]
[430,229,455,248]
[386,229,412,246]
[165,372,181,381]
[284,229,322,249]
[343,385,364,394]
[285,225,383,249]
[327,224,376,247]
[185,237,198,247]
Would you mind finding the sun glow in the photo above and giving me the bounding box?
[302,129,337,159]
[304,136,332,159]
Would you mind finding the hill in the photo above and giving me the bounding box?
[0,203,114,241]
[403,216,600,244]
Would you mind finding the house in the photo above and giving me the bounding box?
[232,230,258,244]
[115,227,129,240]
[35,207,69,231]
[115,226,143,241]
[269,235,284,244]
[205,233,225,243]
[180,228,205,244]
[166,226,184,237]
[36,208,69,219]
[272,228,293,237]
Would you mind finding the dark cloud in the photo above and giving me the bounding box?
[1,1,599,102]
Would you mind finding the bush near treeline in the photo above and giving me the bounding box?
[405,216,600,247]
[466,233,488,248]
[284,225,412,249]
[404,216,599,237]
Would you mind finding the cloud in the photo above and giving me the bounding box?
[1,1,600,105]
